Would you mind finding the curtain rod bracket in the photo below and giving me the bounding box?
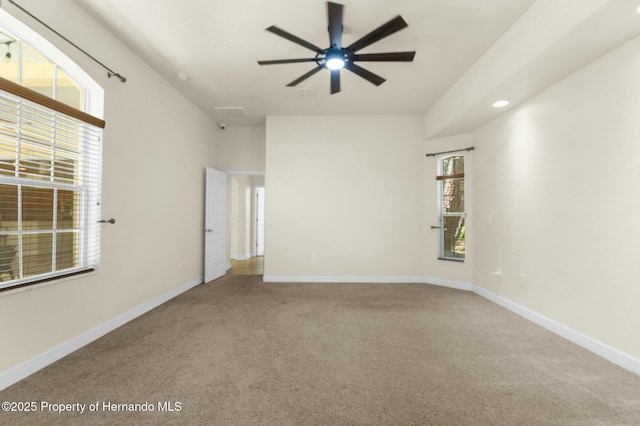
[108,72,126,83]
[425,146,474,157]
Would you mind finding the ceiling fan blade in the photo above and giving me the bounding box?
[330,69,340,94]
[258,58,317,65]
[327,2,343,49]
[352,51,415,62]
[345,63,386,86]
[286,66,323,87]
[266,26,323,53]
[346,15,408,53]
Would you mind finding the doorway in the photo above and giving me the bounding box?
[230,257,264,275]
[228,174,264,275]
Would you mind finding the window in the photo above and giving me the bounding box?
[0,14,104,291]
[0,28,84,110]
[437,155,465,261]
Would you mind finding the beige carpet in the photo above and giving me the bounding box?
[2,273,640,425]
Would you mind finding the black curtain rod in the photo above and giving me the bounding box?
[6,0,126,82]
[425,146,474,157]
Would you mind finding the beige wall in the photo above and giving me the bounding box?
[0,0,218,373]
[218,126,266,172]
[264,115,424,280]
[471,34,640,358]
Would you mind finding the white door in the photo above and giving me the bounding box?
[255,186,265,256]
[204,167,229,282]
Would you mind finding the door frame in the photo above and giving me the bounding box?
[253,185,265,257]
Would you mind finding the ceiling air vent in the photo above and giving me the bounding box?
[213,107,249,121]
[296,89,315,99]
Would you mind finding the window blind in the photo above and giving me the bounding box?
[0,78,103,291]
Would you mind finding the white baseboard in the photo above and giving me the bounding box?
[263,275,474,290]
[423,277,474,291]
[0,277,204,391]
[472,285,640,376]
[263,275,432,284]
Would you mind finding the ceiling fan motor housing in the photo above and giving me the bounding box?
[317,48,348,68]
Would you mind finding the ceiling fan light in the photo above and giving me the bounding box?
[326,57,345,70]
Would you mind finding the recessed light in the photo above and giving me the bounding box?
[492,100,509,108]
[636,5,640,13]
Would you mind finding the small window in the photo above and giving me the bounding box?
[437,155,465,261]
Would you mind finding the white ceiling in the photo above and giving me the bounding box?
[73,0,537,126]
[73,0,640,132]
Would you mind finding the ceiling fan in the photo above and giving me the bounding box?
[257,1,415,94]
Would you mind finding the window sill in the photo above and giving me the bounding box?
[0,268,96,296]
[438,257,465,263]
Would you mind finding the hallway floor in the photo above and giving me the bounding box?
[230,256,264,275]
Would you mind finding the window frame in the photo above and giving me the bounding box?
[0,10,104,292]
